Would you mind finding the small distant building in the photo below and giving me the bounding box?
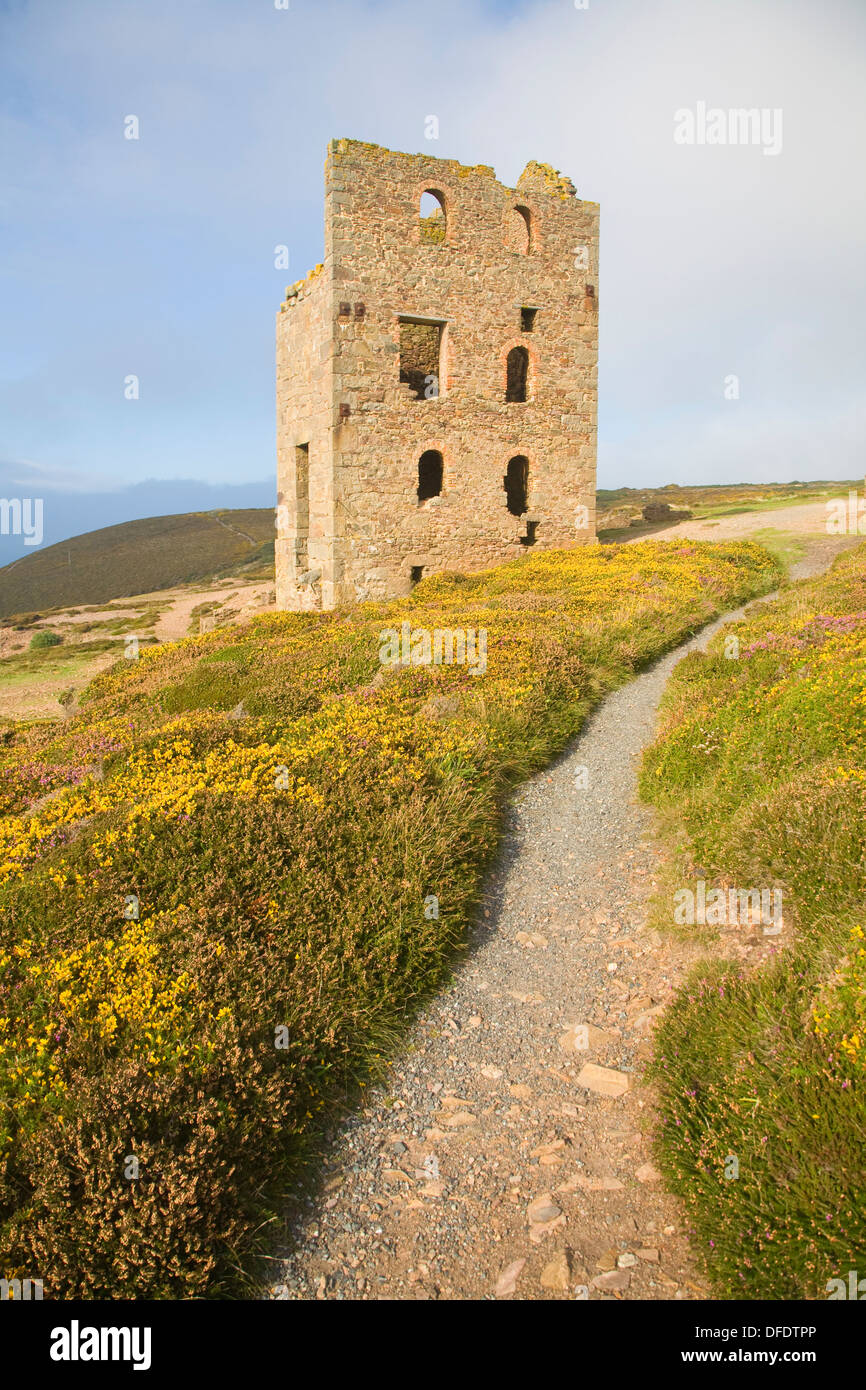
[276,139,599,611]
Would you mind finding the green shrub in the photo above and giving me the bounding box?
[29,630,62,650]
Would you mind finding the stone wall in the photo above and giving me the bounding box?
[274,265,333,609]
[276,139,599,611]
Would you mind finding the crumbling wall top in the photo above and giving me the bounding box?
[279,260,325,314]
[516,160,576,200]
[326,140,587,204]
[328,138,494,183]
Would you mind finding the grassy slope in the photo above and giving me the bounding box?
[639,543,866,1299]
[0,644,120,690]
[0,510,275,618]
[0,607,168,722]
[0,541,780,1297]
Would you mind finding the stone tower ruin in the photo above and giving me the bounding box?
[275,139,599,611]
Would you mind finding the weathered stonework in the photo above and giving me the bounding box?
[276,139,599,611]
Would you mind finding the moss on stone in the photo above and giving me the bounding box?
[419,211,446,244]
[518,160,576,200]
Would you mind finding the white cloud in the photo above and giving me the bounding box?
[0,457,122,494]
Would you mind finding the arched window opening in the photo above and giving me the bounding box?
[419,189,446,244]
[504,455,529,517]
[506,346,529,402]
[508,204,532,254]
[417,450,443,503]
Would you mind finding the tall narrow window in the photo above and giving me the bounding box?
[417,450,443,502]
[399,317,444,400]
[419,189,446,244]
[506,346,529,402]
[504,455,529,516]
[507,204,532,253]
[295,443,310,570]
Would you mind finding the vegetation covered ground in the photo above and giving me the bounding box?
[0,540,779,1297]
[640,543,866,1299]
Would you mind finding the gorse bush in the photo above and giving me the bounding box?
[0,541,780,1297]
[640,543,866,1299]
[28,630,62,650]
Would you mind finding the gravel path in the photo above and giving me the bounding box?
[152,579,273,641]
[646,498,853,546]
[266,539,848,1302]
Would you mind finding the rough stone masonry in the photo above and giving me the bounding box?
[275,139,599,611]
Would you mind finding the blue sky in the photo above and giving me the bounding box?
[1,0,865,552]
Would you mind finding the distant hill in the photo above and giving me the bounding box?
[0,468,276,562]
[0,510,275,619]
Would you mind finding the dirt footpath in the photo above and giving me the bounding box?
[646,498,861,570]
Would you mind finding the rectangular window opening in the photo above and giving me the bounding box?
[295,443,309,572]
[410,565,424,586]
[520,306,539,332]
[398,317,445,401]
[506,348,529,403]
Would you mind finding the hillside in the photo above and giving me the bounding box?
[0,538,779,1297]
[0,509,275,619]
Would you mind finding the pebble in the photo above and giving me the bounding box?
[540,1252,571,1291]
[593,1269,631,1291]
[526,1195,561,1226]
[495,1259,526,1297]
[576,1063,630,1098]
[636,1162,662,1184]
